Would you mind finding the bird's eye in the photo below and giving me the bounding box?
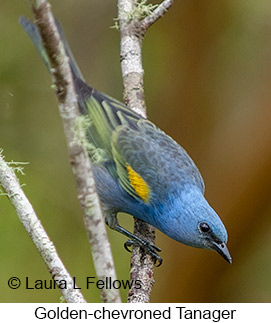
[199,222,210,233]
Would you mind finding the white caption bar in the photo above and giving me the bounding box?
[1,303,270,322]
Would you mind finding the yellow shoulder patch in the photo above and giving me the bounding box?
[126,163,150,202]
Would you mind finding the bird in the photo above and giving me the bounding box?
[20,17,232,266]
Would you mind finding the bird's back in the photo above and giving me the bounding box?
[74,77,205,204]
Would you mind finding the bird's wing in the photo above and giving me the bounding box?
[77,87,160,202]
[111,118,205,203]
[78,86,205,202]
[111,120,161,203]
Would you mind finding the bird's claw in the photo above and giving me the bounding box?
[124,239,163,267]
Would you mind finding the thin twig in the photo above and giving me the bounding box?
[0,151,86,303]
[141,0,173,30]
[118,0,173,303]
[27,0,121,302]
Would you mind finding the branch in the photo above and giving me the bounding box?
[141,0,173,30]
[0,151,86,303]
[27,0,121,302]
[118,0,173,303]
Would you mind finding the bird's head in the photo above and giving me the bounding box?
[155,184,232,263]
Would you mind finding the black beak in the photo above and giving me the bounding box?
[211,241,232,264]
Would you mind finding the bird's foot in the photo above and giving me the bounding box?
[124,239,163,266]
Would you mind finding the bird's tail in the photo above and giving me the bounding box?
[19,16,84,82]
[19,16,143,165]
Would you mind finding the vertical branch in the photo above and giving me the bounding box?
[0,152,86,303]
[118,0,147,118]
[118,0,173,303]
[27,0,121,302]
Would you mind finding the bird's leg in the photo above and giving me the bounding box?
[105,212,162,266]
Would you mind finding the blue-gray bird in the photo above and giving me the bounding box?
[20,17,232,266]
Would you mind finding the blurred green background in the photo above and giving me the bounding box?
[0,0,270,302]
